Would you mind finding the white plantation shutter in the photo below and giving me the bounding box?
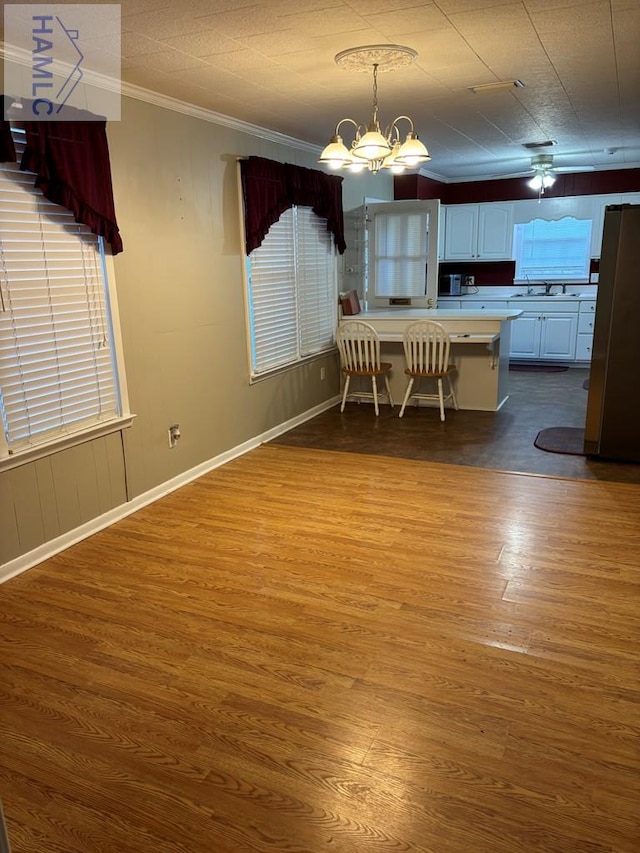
[0,131,121,455]
[370,208,428,298]
[247,206,337,375]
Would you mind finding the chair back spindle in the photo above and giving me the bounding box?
[336,320,393,415]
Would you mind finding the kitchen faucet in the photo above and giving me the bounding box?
[544,281,553,295]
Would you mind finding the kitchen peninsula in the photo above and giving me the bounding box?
[340,307,522,412]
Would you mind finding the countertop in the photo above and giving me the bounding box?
[439,292,596,302]
[354,308,523,322]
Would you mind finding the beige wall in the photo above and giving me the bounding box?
[0,95,392,573]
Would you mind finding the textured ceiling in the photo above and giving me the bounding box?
[3,0,640,181]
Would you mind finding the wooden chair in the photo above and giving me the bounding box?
[336,320,394,416]
[399,320,458,422]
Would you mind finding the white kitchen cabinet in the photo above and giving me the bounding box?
[588,194,640,258]
[575,334,594,361]
[437,298,510,310]
[509,314,542,358]
[575,300,597,361]
[444,205,477,259]
[443,203,513,260]
[508,300,578,360]
[578,310,596,335]
[541,314,578,359]
[590,195,620,258]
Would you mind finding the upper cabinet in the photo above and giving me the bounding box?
[443,203,514,260]
[590,193,640,258]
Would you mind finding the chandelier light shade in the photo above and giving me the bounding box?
[319,45,431,175]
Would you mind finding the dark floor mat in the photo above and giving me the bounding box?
[534,426,586,455]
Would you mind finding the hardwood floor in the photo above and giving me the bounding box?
[1,444,639,852]
[272,368,640,484]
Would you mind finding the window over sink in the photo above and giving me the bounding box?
[513,216,592,283]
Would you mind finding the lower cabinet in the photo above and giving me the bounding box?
[575,334,593,361]
[445,297,593,362]
[575,300,596,361]
[509,304,578,360]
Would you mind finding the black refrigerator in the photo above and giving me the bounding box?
[584,203,640,462]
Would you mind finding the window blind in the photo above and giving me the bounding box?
[370,209,428,298]
[296,207,337,357]
[0,132,120,454]
[247,206,337,375]
[514,216,592,282]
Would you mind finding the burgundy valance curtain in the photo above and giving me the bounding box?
[0,104,122,254]
[0,100,15,162]
[240,156,346,255]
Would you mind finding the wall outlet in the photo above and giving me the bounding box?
[168,424,181,448]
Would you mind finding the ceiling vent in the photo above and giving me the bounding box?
[468,80,525,94]
[522,140,557,149]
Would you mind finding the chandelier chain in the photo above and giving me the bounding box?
[372,64,379,127]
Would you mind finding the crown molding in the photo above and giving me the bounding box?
[0,41,320,156]
[119,78,321,155]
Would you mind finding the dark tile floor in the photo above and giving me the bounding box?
[271,367,640,484]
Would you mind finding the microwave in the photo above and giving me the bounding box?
[438,273,463,296]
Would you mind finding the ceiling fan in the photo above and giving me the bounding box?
[526,154,558,194]
[496,154,595,191]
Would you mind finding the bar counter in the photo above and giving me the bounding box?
[340,308,522,412]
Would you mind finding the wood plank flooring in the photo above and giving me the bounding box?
[271,368,640,484]
[1,444,639,852]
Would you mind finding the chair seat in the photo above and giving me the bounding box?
[345,361,393,376]
[404,365,455,378]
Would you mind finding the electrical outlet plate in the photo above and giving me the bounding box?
[168,424,180,448]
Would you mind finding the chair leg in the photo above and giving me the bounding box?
[399,377,414,417]
[385,372,394,408]
[437,378,445,421]
[340,375,350,412]
[449,377,459,410]
[371,375,379,416]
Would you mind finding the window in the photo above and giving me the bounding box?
[364,199,440,308]
[0,131,129,463]
[513,216,592,282]
[246,205,337,376]
[371,209,427,298]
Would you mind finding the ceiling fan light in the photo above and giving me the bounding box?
[542,173,555,187]
[528,173,543,190]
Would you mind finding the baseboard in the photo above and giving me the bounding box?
[0,396,340,585]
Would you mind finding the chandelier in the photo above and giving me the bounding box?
[319,45,431,175]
